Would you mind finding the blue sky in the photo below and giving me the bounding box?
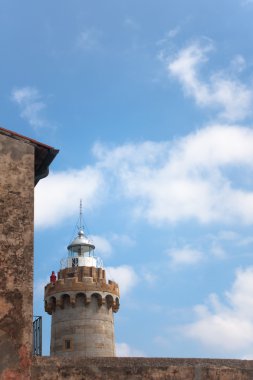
[2,0,253,358]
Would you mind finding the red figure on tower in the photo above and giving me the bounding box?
[50,271,56,284]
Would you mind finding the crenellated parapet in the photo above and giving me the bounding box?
[59,266,107,283]
[44,265,120,315]
[45,291,120,315]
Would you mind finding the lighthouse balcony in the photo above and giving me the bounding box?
[60,255,103,269]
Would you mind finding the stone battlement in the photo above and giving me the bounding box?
[44,266,120,315]
[59,266,107,282]
[45,266,119,297]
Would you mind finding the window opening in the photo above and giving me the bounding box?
[65,339,71,350]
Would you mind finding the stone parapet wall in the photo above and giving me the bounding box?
[32,357,253,380]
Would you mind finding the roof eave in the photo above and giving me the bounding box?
[0,126,59,186]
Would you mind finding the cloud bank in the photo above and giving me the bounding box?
[106,265,138,296]
[34,40,253,230]
[35,125,253,228]
[183,267,253,355]
[168,246,203,267]
[95,125,253,225]
[35,166,104,228]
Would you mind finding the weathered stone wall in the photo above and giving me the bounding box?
[0,134,34,379]
[50,296,115,357]
[32,357,253,380]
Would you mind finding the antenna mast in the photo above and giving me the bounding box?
[79,199,84,232]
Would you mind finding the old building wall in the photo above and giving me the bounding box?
[32,357,253,380]
[0,134,35,379]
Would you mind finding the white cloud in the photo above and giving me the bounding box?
[90,235,112,257]
[166,41,253,121]
[93,140,169,170]
[106,265,138,296]
[11,86,49,129]
[35,125,253,229]
[116,342,144,357]
[35,166,104,228]
[183,267,253,354]
[168,246,203,267]
[94,125,253,226]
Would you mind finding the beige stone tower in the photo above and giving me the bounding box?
[44,204,120,357]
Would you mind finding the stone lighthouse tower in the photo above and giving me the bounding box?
[44,203,120,357]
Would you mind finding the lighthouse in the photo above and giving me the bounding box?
[44,202,120,357]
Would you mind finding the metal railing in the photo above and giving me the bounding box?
[33,316,42,356]
[60,255,103,269]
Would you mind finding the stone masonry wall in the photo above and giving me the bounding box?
[0,134,34,380]
[32,357,253,380]
[50,297,115,357]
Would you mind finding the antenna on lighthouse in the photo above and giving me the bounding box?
[79,199,84,233]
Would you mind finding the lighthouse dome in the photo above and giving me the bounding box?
[67,230,95,254]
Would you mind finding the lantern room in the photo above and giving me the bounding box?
[60,201,103,269]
